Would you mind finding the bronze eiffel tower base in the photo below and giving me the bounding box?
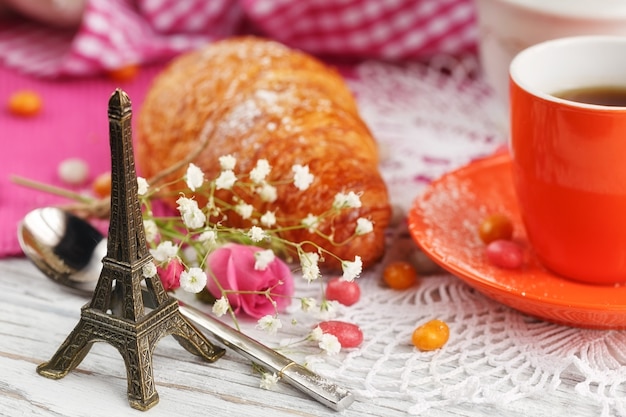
[37,297,225,411]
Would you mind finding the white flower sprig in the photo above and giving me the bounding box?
[310,326,342,355]
[136,156,375,344]
[13,154,373,359]
[141,155,371,272]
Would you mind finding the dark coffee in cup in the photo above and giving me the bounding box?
[554,86,626,106]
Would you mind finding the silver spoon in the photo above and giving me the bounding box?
[17,207,354,412]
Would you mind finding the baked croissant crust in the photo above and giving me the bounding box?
[136,36,391,269]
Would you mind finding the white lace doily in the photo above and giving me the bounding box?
[254,57,626,417]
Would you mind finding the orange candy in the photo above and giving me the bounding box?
[8,90,43,117]
[411,319,450,351]
[92,172,112,198]
[478,213,513,244]
[383,261,418,290]
[106,64,140,82]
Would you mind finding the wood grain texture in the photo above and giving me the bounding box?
[0,258,618,417]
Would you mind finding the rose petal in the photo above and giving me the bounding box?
[206,244,294,319]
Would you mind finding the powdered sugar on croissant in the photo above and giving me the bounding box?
[137,37,391,269]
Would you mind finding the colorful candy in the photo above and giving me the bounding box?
[478,213,513,244]
[383,261,418,290]
[325,277,361,306]
[106,64,140,82]
[58,158,89,186]
[478,213,523,269]
[485,239,524,269]
[92,172,112,197]
[411,319,449,351]
[8,90,42,117]
[317,320,363,348]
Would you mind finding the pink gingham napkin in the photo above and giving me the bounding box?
[0,0,476,77]
[0,0,477,258]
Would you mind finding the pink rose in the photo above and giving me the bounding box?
[158,258,184,291]
[206,244,294,318]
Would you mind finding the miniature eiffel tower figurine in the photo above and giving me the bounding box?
[37,89,225,411]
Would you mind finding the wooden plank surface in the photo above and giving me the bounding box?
[0,258,619,417]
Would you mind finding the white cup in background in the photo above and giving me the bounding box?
[476,0,626,104]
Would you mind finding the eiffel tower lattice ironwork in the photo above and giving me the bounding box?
[37,89,225,411]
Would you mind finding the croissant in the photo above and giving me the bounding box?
[136,37,391,269]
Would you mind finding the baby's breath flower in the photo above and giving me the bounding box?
[260,211,276,227]
[257,315,282,335]
[309,326,324,341]
[248,226,267,242]
[176,196,195,212]
[216,170,237,190]
[142,262,157,278]
[137,177,149,196]
[333,191,362,209]
[341,255,363,282]
[235,202,254,219]
[319,333,341,355]
[292,164,314,191]
[129,154,368,356]
[301,213,319,232]
[150,241,178,263]
[179,267,207,293]
[355,217,374,235]
[250,159,271,183]
[212,296,230,317]
[256,183,277,202]
[219,154,237,170]
[301,297,318,312]
[198,230,217,246]
[300,251,321,282]
[176,196,206,229]
[316,300,338,320]
[181,207,207,230]
[143,219,159,242]
[185,163,205,191]
[254,249,276,270]
[259,372,280,390]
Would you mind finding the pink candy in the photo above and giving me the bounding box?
[325,277,361,306]
[485,239,523,269]
[317,321,363,348]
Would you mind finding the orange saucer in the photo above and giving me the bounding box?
[408,153,626,330]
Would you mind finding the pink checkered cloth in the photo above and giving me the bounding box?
[0,0,477,77]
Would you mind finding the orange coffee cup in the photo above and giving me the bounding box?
[509,36,626,285]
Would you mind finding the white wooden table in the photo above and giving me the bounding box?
[1,257,623,417]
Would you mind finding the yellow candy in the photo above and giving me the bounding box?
[411,319,449,351]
